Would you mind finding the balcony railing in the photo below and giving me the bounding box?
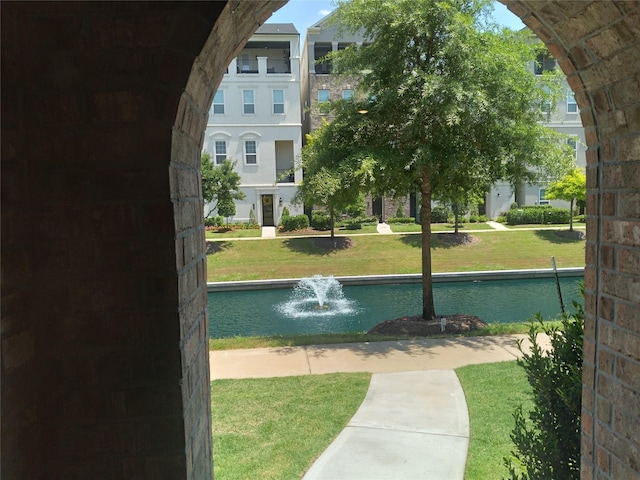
[276,169,295,183]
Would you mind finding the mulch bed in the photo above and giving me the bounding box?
[368,314,488,336]
[313,237,354,250]
[436,232,480,246]
[554,229,585,240]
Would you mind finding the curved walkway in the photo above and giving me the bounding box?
[210,334,549,479]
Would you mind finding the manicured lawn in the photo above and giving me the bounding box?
[208,320,561,350]
[210,362,531,480]
[207,229,585,281]
[504,223,586,229]
[206,228,262,239]
[457,361,533,480]
[429,222,495,231]
[211,373,370,480]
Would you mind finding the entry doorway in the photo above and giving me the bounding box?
[261,195,274,226]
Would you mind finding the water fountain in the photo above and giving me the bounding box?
[276,275,357,319]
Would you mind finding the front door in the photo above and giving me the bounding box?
[261,195,274,226]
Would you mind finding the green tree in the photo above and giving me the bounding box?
[201,152,245,219]
[295,125,379,238]
[544,168,586,232]
[324,0,573,319]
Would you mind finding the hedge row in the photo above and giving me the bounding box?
[506,206,570,225]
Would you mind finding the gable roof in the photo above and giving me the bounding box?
[256,23,299,35]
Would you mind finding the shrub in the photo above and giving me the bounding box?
[281,206,290,219]
[506,206,570,225]
[431,205,450,223]
[573,214,585,223]
[344,222,362,230]
[495,215,507,224]
[204,216,224,227]
[395,203,405,218]
[387,217,416,224]
[510,202,520,210]
[311,211,331,230]
[505,292,584,480]
[248,209,259,228]
[280,214,309,232]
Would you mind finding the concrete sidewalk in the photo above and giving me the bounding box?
[211,335,546,480]
[209,334,539,380]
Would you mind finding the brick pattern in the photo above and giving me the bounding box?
[506,1,640,479]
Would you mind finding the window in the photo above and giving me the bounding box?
[244,140,257,164]
[567,136,578,159]
[342,89,354,100]
[539,188,549,205]
[214,140,227,164]
[567,91,578,113]
[534,52,556,75]
[318,89,330,114]
[213,90,224,115]
[243,90,255,114]
[273,89,285,114]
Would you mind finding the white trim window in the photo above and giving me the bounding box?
[214,140,227,164]
[244,140,258,165]
[243,89,255,114]
[213,90,225,115]
[318,89,330,114]
[539,188,550,205]
[272,89,285,114]
[567,135,578,160]
[567,90,578,113]
[342,89,354,100]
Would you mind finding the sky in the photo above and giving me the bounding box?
[268,0,525,36]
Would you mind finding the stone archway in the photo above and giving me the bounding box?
[1,1,638,479]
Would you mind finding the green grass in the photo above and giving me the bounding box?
[210,363,532,480]
[206,228,262,239]
[211,373,370,480]
[430,222,495,231]
[457,361,533,480]
[504,223,586,229]
[207,229,585,281]
[208,320,562,350]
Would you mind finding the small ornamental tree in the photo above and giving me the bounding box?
[201,152,245,219]
[544,168,586,231]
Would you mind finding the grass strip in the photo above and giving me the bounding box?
[207,230,584,281]
[208,320,562,350]
[456,361,533,480]
[211,373,370,480]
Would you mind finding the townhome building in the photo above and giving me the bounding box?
[485,46,587,219]
[301,14,586,221]
[300,13,416,222]
[204,23,303,226]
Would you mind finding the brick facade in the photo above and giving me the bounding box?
[1,1,638,479]
[505,1,640,478]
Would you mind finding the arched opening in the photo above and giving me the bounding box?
[1,1,638,479]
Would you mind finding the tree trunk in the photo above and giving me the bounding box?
[421,167,436,320]
[329,206,335,239]
[569,198,574,232]
[453,202,460,234]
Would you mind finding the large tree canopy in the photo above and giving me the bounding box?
[317,0,574,319]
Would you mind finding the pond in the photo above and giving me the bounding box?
[208,273,583,338]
